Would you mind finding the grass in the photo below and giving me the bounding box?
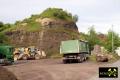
[2,21,42,33]
[1,8,76,33]
[88,54,97,62]
[26,22,42,32]
[40,8,74,22]
[50,53,62,59]
[108,53,120,63]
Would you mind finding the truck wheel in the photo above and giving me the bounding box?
[77,56,82,63]
[83,57,85,61]
[35,54,41,60]
[63,59,67,64]
[84,56,87,61]
[22,54,28,60]
[82,57,85,61]
[78,58,82,63]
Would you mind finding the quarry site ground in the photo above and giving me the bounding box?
[3,59,120,80]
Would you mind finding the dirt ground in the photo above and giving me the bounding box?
[4,59,108,80]
[90,60,120,80]
[0,66,17,80]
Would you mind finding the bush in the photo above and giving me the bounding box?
[40,8,75,21]
[0,33,9,44]
[0,22,4,27]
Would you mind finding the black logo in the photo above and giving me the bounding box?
[99,67,118,78]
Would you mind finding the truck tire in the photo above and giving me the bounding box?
[83,56,86,61]
[84,57,86,61]
[77,55,82,63]
[78,58,82,63]
[22,54,28,60]
[63,59,67,64]
[84,56,87,61]
[35,54,41,60]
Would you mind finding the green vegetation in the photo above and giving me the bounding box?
[89,53,120,63]
[50,53,62,59]
[80,26,120,53]
[87,27,100,50]
[0,23,12,32]
[0,22,11,45]
[89,54,97,62]
[108,53,120,63]
[40,8,78,22]
[2,21,42,32]
[0,22,4,27]
[105,30,120,52]
[1,8,78,33]
[0,33,9,45]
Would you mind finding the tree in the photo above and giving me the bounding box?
[87,26,100,51]
[79,32,88,40]
[73,15,78,22]
[0,22,4,27]
[15,21,21,25]
[0,33,8,44]
[40,8,75,21]
[105,30,120,52]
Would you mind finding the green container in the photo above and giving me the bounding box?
[60,40,89,54]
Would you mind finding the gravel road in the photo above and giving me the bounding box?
[90,60,120,80]
[4,59,117,80]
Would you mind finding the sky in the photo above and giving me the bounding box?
[0,0,120,34]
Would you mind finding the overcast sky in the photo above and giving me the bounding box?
[0,0,120,34]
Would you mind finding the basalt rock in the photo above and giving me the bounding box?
[6,19,79,56]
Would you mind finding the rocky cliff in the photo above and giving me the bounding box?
[4,8,80,56]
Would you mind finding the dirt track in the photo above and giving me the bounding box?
[4,59,107,80]
[90,60,120,80]
[0,66,17,80]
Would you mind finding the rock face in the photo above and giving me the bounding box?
[36,18,78,30]
[6,19,79,56]
[91,45,102,55]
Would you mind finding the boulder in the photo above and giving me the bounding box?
[115,47,120,56]
[91,45,102,55]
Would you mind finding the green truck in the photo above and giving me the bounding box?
[0,46,14,65]
[60,40,90,63]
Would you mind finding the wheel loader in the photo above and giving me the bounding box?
[13,46,45,60]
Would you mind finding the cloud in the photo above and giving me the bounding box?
[0,0,120,35]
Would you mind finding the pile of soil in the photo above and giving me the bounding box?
[0,66,18,80]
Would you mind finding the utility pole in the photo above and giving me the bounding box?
[112,25,114,53]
